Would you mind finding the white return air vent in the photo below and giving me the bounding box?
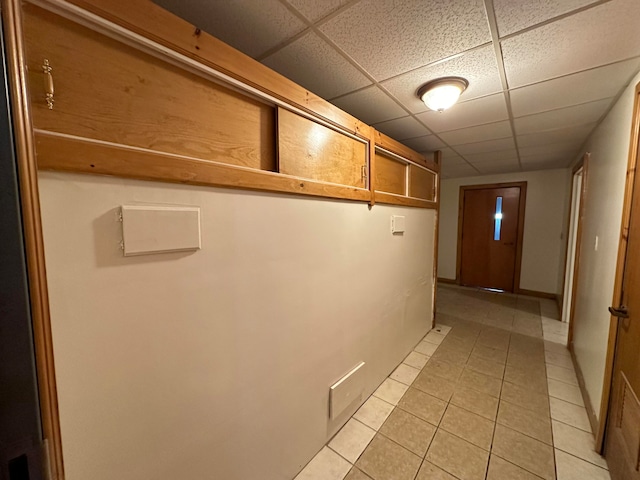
[120,205,201,256]
[329,362,365,419]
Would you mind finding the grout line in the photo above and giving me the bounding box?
[482,0,523,171]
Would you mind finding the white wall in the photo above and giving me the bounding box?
[438,169,570,294]
[571,72,640,420]
[38,172,436,480]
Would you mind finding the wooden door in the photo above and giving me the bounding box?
[459,186,523,292]
[605,166,640,480]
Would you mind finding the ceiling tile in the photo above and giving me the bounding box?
[520,159,570,171]
[154,0,306,58]
[510,58,640,117]
[521,153,572,166]
[514,98,612,135]
[464,149,518,164]
[320,0,491,80]
[518,141,581,159]
[517,123,595,148]
[454,137,516,155]
[439,148,470,166]
[381,46,503,114]
[441,155,469,166]
[494,0,599,37]
[286,0,353,22]
[401,135,446,152]
[417,93,508,133]
[373,116,431,141]
[439,121,512,146]
[262,31,371,99]
[501,0,640,87]
[441,162,479,178]
[331,86,406,124]
[476,160,521,175]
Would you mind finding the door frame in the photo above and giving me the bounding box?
[597,82,640,453]
[455,181,527,292]
[561,154,589,348]
[2,0,64,477]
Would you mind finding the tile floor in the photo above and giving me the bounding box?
[294,284,610,480]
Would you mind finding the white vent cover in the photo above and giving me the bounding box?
[329,362,365,419]
[121,205,201,256]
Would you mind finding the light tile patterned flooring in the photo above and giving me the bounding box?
[294,284,610,480]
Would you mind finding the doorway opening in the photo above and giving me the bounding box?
[562,155,589,347]
[456,182,527,293]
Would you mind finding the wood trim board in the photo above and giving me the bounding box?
[432,151,442,327]
[1,0,64,477]
[567,155,589,349]
[35,131,373,202]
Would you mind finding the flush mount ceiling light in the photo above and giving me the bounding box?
[417,77,469,112]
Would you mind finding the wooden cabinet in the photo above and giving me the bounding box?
[20,1,437,206]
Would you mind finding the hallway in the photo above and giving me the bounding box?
[296,284,609,480]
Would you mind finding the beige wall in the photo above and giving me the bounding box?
[38,172,436,480]
[571,72,640,420]
[438,169,570,294]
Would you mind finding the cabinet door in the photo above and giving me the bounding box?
[277,108,367,188]
[24,4,276,171]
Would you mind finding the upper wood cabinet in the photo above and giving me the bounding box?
[24,5,276,172]
[278,108,368,189]
[20,0,438,206]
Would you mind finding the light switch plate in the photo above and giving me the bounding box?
[121,205,201,256]
[391,215,406,234]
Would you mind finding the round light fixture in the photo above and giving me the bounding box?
[417,77,469,112]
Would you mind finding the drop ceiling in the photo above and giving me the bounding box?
[153,0,640,179]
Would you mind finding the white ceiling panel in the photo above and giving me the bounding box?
[320,0,491,80]
[476,160,521,175]
[454,137,516,155]
[380,46,503,113]
[401,135,446,152]
[439,121,513,146]
[441,156,469,166]
[262,32,371,99]
[518,141,582,159]
[521,158,571,171]
[285,0,353,22]
[502,0,640,87]
[154,0,306,58]
[373,116,430,141]
[514,98,612,136]
[510,58,640,117]
[441,162,479,178]
[331,86,406,124]
[417,93,508,133]
[517,123,596,148]
[493,0,599,37]
[439,148,468,164]
[463,150,519,164]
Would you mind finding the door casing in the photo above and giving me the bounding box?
[597,82,640,454]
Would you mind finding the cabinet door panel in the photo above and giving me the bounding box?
[24,5,276,171]
[277,108,367,188]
